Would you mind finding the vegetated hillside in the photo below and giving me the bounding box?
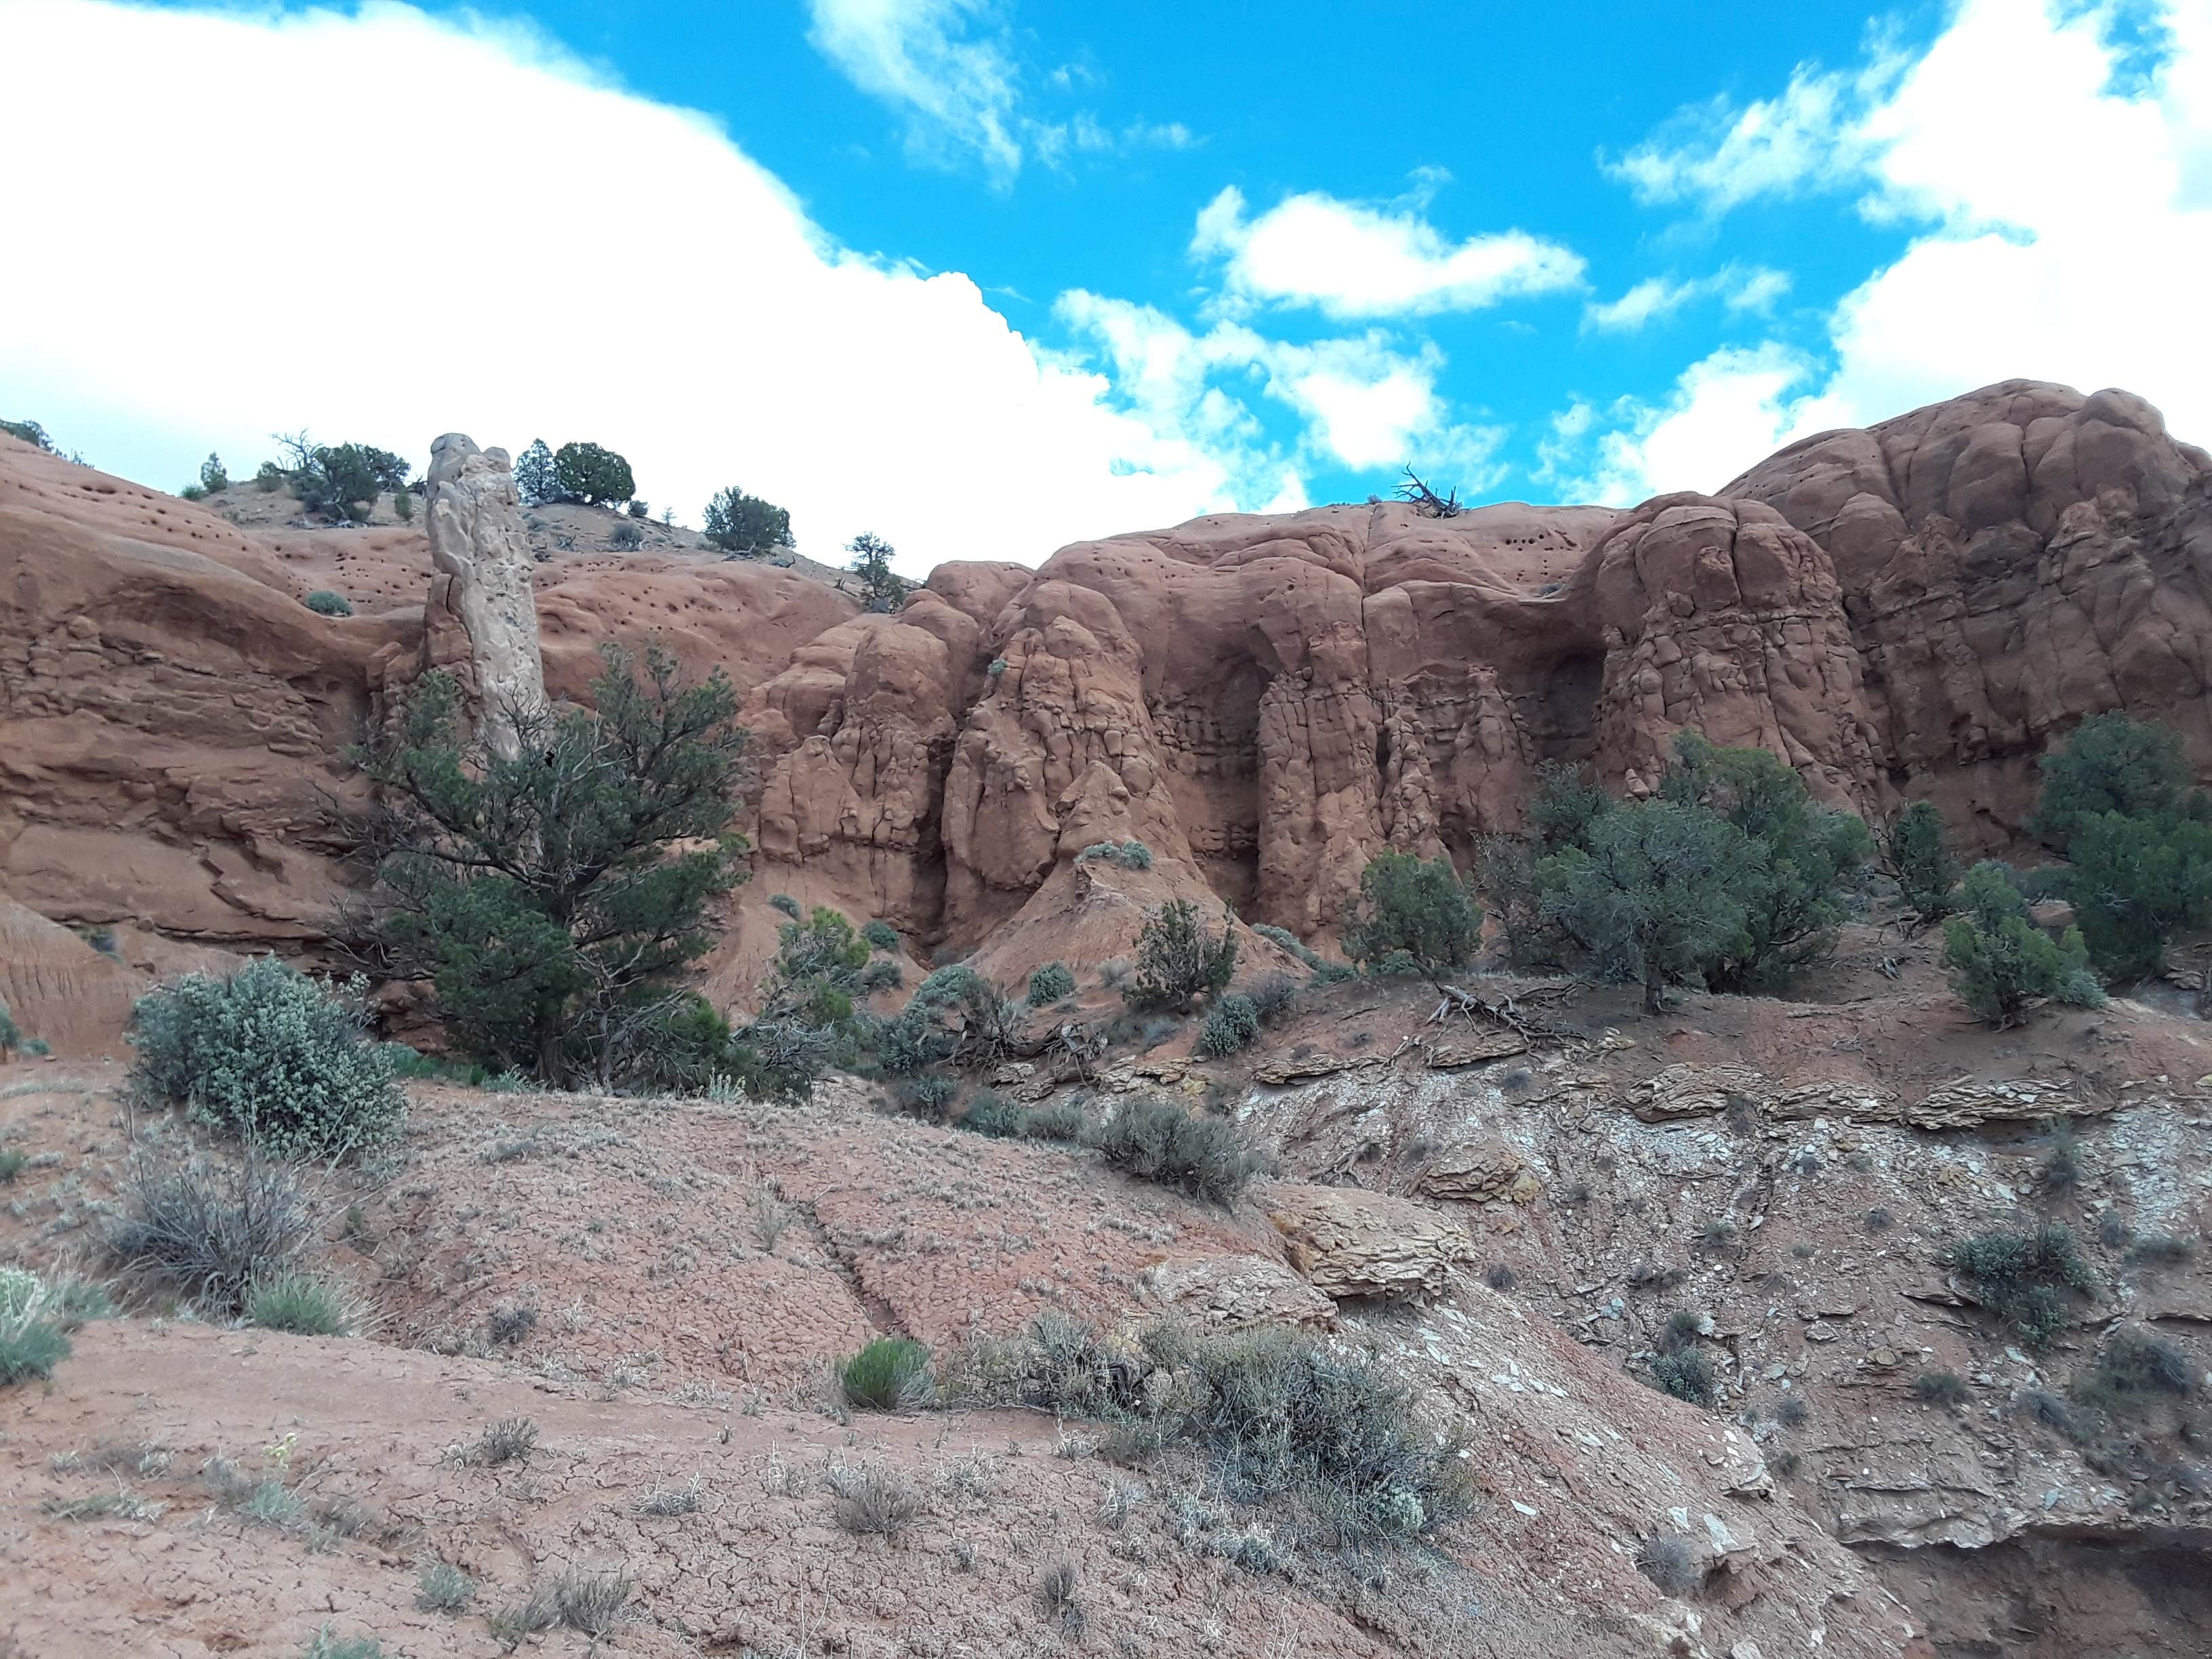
[4,886,2209,1657]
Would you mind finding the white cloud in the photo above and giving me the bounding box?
[1586,0,2212,498]
[1582,265,1791,331]
[1568,345,1814,505]
[806,0,1197,180]
[1190,184,1585,319]
[806,0,1024,178]
[1052,294,1492,486]
[0,1,1256,572]
[1604,59,1885,213]
[1815,0,2212,444]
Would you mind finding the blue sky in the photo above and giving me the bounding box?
[2,0,2208,569]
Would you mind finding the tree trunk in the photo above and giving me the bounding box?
[1642,967,1665,1015]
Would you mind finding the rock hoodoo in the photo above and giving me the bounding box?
[418,433,545,759]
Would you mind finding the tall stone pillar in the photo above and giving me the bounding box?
[422,433,546,760]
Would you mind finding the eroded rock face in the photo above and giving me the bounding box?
[5,377,2211,972]
[419,434,544,760]
[1267,1183,1477,1301]
[1729,380,2212,848]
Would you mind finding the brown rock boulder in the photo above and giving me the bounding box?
[1265,1183,1476,1302]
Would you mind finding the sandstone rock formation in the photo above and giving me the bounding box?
[1266,1183,1477,1301]
[4,377,2210,982]
[418,434,544,759]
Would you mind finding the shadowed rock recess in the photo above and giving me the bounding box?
[5,378,2212,1659]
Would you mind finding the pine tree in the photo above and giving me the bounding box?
[514,438,556,507]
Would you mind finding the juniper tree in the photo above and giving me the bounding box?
[552,441,634,507]
[1341,852,1483,979]
[702,485,793,556]
[348,642,748,1087]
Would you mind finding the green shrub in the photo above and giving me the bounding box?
[472,1417,539,1465]
[768,893,801,918]
[392,485,413,522]
[2029,712,2192,850]
[1195,993,1259,1058]
[244,1273,354,1337]
[199,453,229,494]
[827,1460,920,1534]
[2,417,55,450]
[0,998,18,1057]
[273,433,411,523]
[1912,1370,1971,1407]
[897,1073,956,1118]
[1944,863,2104,1025]
[862,919,900,953]
[551,441,633,506]
[1124,899,1237,1012]
[1342,852,1483,978]
[130,958,403,1159]
[1648,1349,1715,1405]
[354,644,750,1090]
[0,1276,71,1385]
[1094,1097,1264,1201]
[1028,962,1076,1005]
[2066,808,2212,977]
[609,520,644,550]
[1021,1098,1090,1142]
[702,484,793,556]
[1879,800,1960,925]
[859,958,903,993]
[2076,1328,2195,1410]
[552,1565,632,1636]
[1948,1224,2095,1346]
[961,1090,1023,1137]
[986,657,1008,679]
[303,590,354,617]
[1251,923,1320,968]
[1117,840,1153,870]
[842,1336,932,1409]
[302,1626,386,1659]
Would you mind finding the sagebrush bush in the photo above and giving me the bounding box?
[861,919,899,952]
[1161,1323,1470,1545]
[131,959,404,1160]
[1093,1097,1264,1202]
[2078,1328,2195,1409]
[1637,1533,1700,1597]
[245,1272,355,1337]
[415,1561,474,1614]
[842,1336,932,1410]
[303,590,354,617]
[828,1460,919,1534]
[1020,1098,1090,1143]
[1649,1349,1715,1405]
[1948,1223,2095,1347]
[1245,973,1298,1025]
[960,1090,1023,1137]
[1195,993,1259,1058]
[303,1626,386,1659]
[1251,922,1320,968]
[1913,1370,1971,1407]
[1027,962,1076,1005]
[108,1146,316,1311]
[0,1275,71,1385]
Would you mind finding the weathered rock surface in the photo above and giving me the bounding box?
[1266,1182,1476,1301]
[0,897,135,1056]
[1136,1250,1338,1328]
[418,434,544,758]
